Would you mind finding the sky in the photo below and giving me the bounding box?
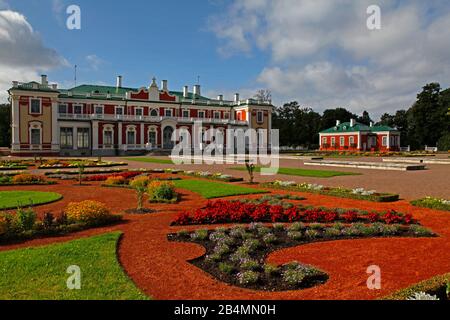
[0,0,449,120]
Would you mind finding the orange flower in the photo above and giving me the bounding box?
[65,200,111,222]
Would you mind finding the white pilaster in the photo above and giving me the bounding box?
[118,122,123,149]
[11,97,20,151]
[51,99,59,151]
[387,132,390,149]
[358,133,361,150]
[140,123,145,148]
[73,127,78,150]
[92,121,99,150]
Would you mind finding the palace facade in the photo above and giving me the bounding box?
[8,75,273,156]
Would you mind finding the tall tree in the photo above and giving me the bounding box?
[0,104,11,147]
[357,110,372,126]
[253,89,272,103]
[408,83,447,148]
[320,108,358,131]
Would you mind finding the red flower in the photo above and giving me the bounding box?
[269,205,284,222]
[368,212,380,223]
[173,211,190,225]
[343,211,358,222]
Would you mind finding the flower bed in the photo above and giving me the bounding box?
[0,160,32,171]
[83,171,143,182]
[262,181,399,202]
[382,273,450,300]
[168,222,434,291]
[37,159,127,169]
[411,197,450,211]
[45,168,125,176]
[172,200,415,226]
[182,171,243,182]
[0,201,122,244]
[0,173,55,186]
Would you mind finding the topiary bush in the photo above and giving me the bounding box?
[147,181,177,203]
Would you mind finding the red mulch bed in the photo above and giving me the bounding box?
[1,179,450,300]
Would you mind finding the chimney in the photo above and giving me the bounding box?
[234,93,240,103]
[217,94,223,101]
[193,84,201,96]
[116,75,122,88]
[370,121,374,127]
[350,119,356,127]
[161,80,168,92]
[41,75,48,85]
[183,86,189,98]
[336,120,341,126]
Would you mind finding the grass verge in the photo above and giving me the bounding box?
[231,166,358,178]
[0,191,62,210]
[173,179,266,199]
[0,232,148,300]
[123,157,174,165]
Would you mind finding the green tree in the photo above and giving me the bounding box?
[320,108,358,131]
[0,104,11,147]
[357,110,372,126]
[408,83,447,149]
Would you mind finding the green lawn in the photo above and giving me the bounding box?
[0,191,63,209]
[123,157,174,164]
[173,179,266,199]
[0,232,148,300]
[231,166,358,178]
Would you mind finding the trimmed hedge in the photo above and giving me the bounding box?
[262,182,400,203]
[382,273,450,300]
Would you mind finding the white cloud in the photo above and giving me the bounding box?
[208,0,450,118]
[85,54,105,71]
[0,10,68,102]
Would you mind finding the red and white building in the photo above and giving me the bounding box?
[319,119,401,152]
[8,75,273,156]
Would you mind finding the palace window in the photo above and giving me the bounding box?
[382,136,388,146]
[331,137,336,146]
[30,128,41,145]
[60,128,73,149]
[165,109,172,117]
[135,108,143,117]
[223,112,230,120]
[349,136,354,145]
[115,106,124,115]
[77,128,89,149]
[127,130,136,145]
[74,105,83,114]
[257,111,264,123]
[198,111,205,118]
[150,109,158,117]
[148,129,157,146]
[322,137,327,144]
[214,111,221,119]
[95,105,103,114]
[58,104,67,114]
[340,137,345,146]
[104,130,113,147]
[30,99,41,114]
[182,109,190,118]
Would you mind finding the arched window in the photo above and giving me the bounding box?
[150,109,158,117]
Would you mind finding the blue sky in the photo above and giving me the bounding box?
[1,0,450,119]
[4,0,269,94]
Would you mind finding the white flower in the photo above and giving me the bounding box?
[408,292,439,300]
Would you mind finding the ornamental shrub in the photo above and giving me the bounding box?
[14,208,37,231]
[237,270,259,285]
[148,181,176,201]
[0,213,13,235]
[12,174,45,184]
[65,200,111,223]
[130,176,150,209]
[105,176,127,186]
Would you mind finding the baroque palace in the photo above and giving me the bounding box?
[8,75,274,156]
